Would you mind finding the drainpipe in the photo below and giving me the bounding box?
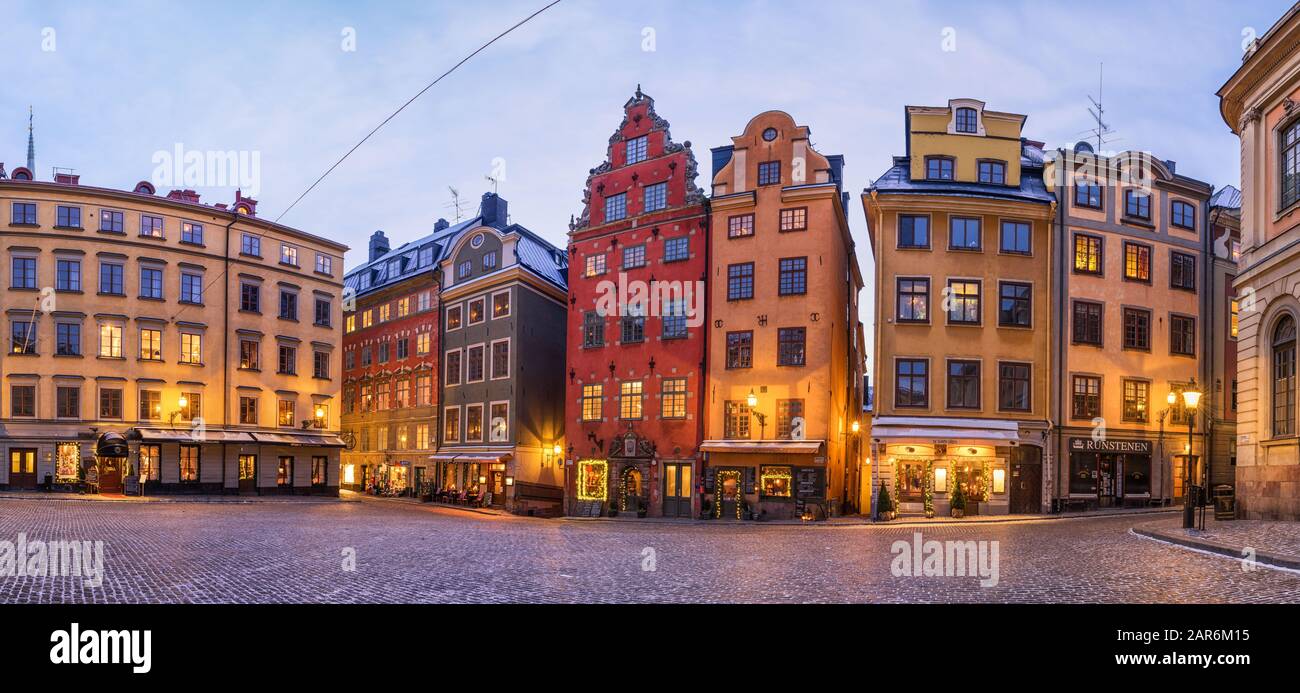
[1053,158,1067,511]
[696,202,710,520]
[222,210,238,493]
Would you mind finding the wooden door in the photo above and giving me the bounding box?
[9,449,36,489]
[1009,446,1042,514]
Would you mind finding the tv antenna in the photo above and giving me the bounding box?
[484,174,499,195]
[1086,63,1117,154]
[445,186,467,222]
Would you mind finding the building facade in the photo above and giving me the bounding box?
[705,110,865,521]
[0,174,347,495]
[1218,2,1300,520]
[864,99,1054,517]
[1044,146,1212,511]
[564,88,709,519]
[1208,186,1241,492]
[435,193,568,515]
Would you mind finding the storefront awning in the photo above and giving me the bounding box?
[699,440,824,454]
[429,453,509,464]
[869,417,1020,444]
[132,427,256,443]
[250,432,347,448]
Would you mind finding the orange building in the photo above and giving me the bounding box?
[703,111,866,520]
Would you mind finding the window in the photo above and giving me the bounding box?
[946,280,981,324]
[581,384,603,421]
[604,193,627,222]
[621,314,645,344]
[99,262,124,295]
[1273,316,1296,436]
[239,339,260,370]
[396,338,408,360]
[394,378,409,408]
[623,244,646,269]
[239,396,258,425]
[313,350,329,379]
[777,327,806,366]
[180,333,202,364]
[11,320,35,354]
[1072,375,1101,419]
[482,251,498,270]
[1123,380,1150,423]
[468,298,485,324]
[949,217,981,250]
[181,221,203,244]
[278,344,297,375]
[99,388,123,419]
[492,291,510,318]
[757,160,781,186]
[1124,190,1151,220]
[416,425,430,450]
[55,259,81,291]
[466,344,485,382]
[728,214,755,239]
[1074,179,1102,208]
[724,401,751,439]
[457,260,472,279]
[279,290,298,320]
[661,378,687,419]
[314,298,331,326]
[619,381,643,419]
[281,244,299,266]
[11,257,36,289]
[626,135,648,164]
[181,392,201,420]
[276,457,293,487]
[776,400,804,439]
[278,400,295,427]
[139,389,161,420]
[664,237,689,262]
[312,457,327,486]
[998,363,1031,412]
[1171,200,1196,229]
[56,386,80,419]
[1124,242,1151,282]
[466,405,483,442]
[416,374,432,405]
[240,283,260,312]
[727,263,754,300]
[1072,301,1103,345]
[897,278,929,323]
[240,233,261,256]
[489,402,509,442]
[898,215,930,248]
[138,267,163,299]
[139,328,162,360]
[1069,234,1103,275]
[726,331,753,369]
[780,208,807,232]
[584,254,607,277]
[978,160,1005,184]
[582,311,604,348]
[1285,120,1300,209]
[180,271,202,301]
[925,156,954,180]
[418,291,432,312]
[896,359,929,408]
[56,323,81,356]
[99,324,123,358]
[491,340,510,379]
[100,210,124,233]
[778,257,807,296]
[446,304,463,330]
[10,385,35,417]
[998,282,1032,327]
[56,205,81,228]
[11,202,36,225]
[662,298,687,339]
[1000,220,1031,254]
[1171,315,1196,356]
[445,350,462,386]
[1123,308,1151,350]
[947,360,980,410]
[379,304,391,324]
[1171,252,1196,291]
[316,254,333,275]
[955,107,978,133]
[643,182,668,213]
[1231,299,1240,339]
[140,214,164,238]
[180,446,200,483]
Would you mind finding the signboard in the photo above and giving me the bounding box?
[124,478,141,496]
[1068,438,1152,455]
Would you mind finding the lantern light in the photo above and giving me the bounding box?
[746,389,758,408]
[850,420,861,434]
[177,394,188,409]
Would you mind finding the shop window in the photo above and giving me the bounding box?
[577,460,608,501]
[277,456,293,487]
[180,445,200,483]
[56,442,80,483]
[760,466,793,498]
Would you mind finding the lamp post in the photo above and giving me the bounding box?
[746,389,767,440]
[1181,380,1203,529]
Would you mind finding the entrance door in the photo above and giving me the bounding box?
[238,455,257,494]
[1097,454,1117,507]
[98,457,123,494]
[663,463,692,518]
[9,449,37,489]
[1009,446,1042,514]
[717,470,741,520]
[620,468,643,514]
[490,470,505,505]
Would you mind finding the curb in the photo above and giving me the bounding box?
[356,494,517,518]
[0,493,355,505]
[1131,525,1300,571]
[560,507,1180,528]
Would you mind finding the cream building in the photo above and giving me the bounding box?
[0,172,346,495]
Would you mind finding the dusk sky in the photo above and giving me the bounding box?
[2,0,1291,368]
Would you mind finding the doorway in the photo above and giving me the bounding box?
[716,469,742,520]
[9,449,36,489]
[238,454,257,494]
[1009,446,1042,514]
[663,463,692,518]
[98,457,123,494]
[620,467,643,514]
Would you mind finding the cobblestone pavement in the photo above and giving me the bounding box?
[1,498,1298,604]
[1137,515,1300,565]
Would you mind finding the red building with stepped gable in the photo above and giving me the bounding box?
[565,88,709,518]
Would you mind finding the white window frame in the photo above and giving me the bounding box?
[489,337,511,380]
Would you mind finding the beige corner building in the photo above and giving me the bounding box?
[1217,2,1300,520]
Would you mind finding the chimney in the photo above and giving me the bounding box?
[1164,160,1177,175]
[369,231,390,263]
[480,192,508,227]
[434,218,450,232]
[233,189,258,216]
[54,171,79,185]
[166,189,201,204]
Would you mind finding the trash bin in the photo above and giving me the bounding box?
[1213,484,1236,521]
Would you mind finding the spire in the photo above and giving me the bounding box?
[26,106,35,173]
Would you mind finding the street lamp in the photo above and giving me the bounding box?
[1181,380,1203,529]
[746,389,767,440]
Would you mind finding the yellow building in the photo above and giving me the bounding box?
[0,173,346,494]
[863,99,1054,517]
[704,111,865,520]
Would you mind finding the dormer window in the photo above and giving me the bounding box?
[626,135,648,165]
[758,161,781,186]
[955,107,978,134]
[977,160,1006,184]
[925,156,955,181]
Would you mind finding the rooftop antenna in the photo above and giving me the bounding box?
[445,186,467,222]
[484,174,499,195]
[26,105,35,173]
[1086,63,1116,154]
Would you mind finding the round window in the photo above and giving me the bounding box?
[762,127,778,142]
[470,234,484,248]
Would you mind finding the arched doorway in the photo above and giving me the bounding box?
[620,467,643,514]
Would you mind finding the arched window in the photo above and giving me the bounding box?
[1273,315,1296,436]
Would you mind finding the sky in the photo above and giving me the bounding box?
[2,0,1294,370]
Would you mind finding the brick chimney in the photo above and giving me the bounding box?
[233,189,258,216]
[369,231,390,263]
[166,189,201,204]
[54,171,79,185]
[480,192,508,228]
[434,218,450,232]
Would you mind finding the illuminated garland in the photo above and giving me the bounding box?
[576,460,608,502]
[715,470,742,519]
[983,460,992,501]
[923,461,934,516]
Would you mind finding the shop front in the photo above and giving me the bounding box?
[699,440,827,521]
[430,451,512,507]
[1065,437,1156,508]
[871,417,1024,516]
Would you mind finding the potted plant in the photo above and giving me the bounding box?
[877,482,895,521]
[950,480,967,519]
[636,501,648,519]
[608,503,619,518]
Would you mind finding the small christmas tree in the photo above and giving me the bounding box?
[877,482,893,519]
[950,478,967,513]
